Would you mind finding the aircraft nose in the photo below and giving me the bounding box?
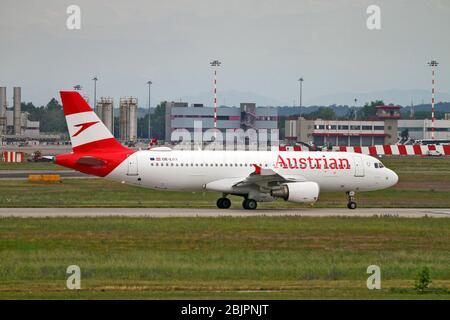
[387,169,398,186]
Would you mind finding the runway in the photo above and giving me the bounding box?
[1,207,450,218]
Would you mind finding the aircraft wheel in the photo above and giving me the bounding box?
[346,191,357,210]
[347,201,357,210]
[242,199,257,210]
[217,197,231,209]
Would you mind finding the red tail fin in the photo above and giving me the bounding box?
[60,91,129,153]
[56,91,134,177]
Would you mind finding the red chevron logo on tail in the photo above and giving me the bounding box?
[72,121,99,137]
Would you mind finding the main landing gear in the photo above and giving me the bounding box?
[346,191,357,209]
[242,199,257,210]
[216,197,231,209]
[215,196,258,210]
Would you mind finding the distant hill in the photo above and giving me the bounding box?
[402,102,450,114]
[308,89,450,107]
[179,90,284,107]
[278,105,352,117]
[279,102,450,119]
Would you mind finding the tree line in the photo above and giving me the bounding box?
[20,99,167,139]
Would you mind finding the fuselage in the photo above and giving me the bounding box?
[55,91,399,209]
[106,150,398,193]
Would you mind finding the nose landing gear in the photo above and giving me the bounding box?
[346,191,357,209]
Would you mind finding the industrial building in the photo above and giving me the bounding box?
[398,119,450,141]
[0,87,40,139]
[96,97,114,134]
[88,95,138,142]
[119,97,138,142]
[165,102,278,142]
[285,105,400,146]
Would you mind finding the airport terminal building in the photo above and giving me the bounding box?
[165,102,278,141]
[285,105,450,146]
[285,105,400,146]
[397,119,450,141]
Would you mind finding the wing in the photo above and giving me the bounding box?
[205,164,305,193]
[233,164,305,188]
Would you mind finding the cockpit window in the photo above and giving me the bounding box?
[379,162,385,168]
[374,163,379,168]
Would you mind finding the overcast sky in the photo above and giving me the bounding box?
[0,0,449,107]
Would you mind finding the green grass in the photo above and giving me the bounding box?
[0,217,449,299]
[1,178,450,208]
[0,157,449,299]
[0,162,65,171]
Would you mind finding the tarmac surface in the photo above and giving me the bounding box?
[0,207,449,218]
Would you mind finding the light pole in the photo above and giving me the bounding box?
[354,98,358,120]
[428,60,438,140]
[147,80,152,139]
[210,60,221,130]
[298,77,303,108]
[92,76,98,112]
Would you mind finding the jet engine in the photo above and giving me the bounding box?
[270,181,319,203]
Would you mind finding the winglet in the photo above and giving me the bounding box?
[252,164,261,174]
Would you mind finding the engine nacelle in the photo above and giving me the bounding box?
[270,181,320,203]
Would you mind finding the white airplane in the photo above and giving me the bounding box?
[55,91,398,210]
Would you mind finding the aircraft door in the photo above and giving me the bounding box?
[353,156,365,177]
[127,154,138,176]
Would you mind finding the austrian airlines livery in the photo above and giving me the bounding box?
[56,91,398,210]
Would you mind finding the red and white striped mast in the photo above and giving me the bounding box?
[428,60,438,140]
[210,60,221,131]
